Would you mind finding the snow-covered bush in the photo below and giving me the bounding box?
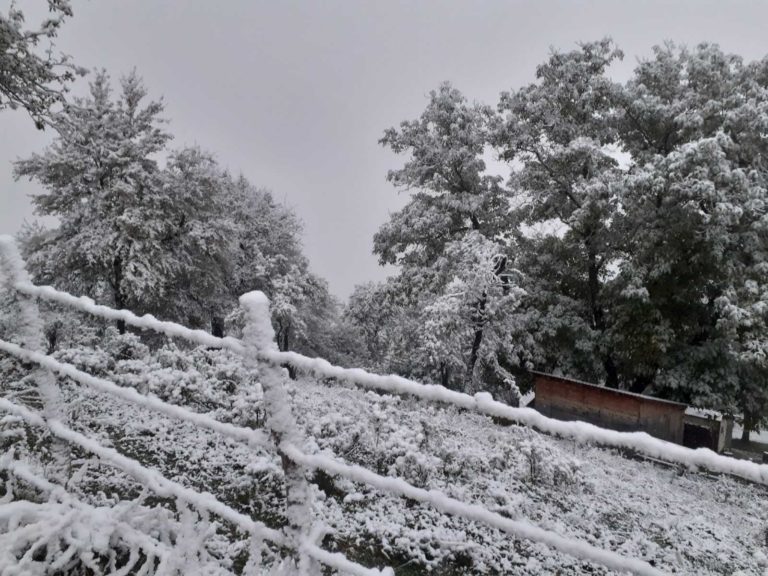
[519,437,582,487]
[0,457,237,576]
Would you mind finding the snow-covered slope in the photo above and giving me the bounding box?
[43,361,767,576]
[290,378,768,575]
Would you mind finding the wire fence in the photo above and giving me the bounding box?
[2,235,763,575]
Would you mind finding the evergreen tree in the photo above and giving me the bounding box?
[15,70,173,332]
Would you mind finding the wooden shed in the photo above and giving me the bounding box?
[532,371,686,444]
[683,408,733,453]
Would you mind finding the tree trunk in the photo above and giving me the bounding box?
[604,356,620,390]
[465,295,486,389]
[628,373,653,395]
[465,254,509,391]
[112,255,127,334]
[741,410,753,443]
[587,247,619,388]
[439,363,451,388]
[211,315,224,338]
[278,323,297,380]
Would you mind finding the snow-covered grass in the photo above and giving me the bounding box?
[733,423,768,445]
[12,280,768,485]
[11,278,768,485]
[0,275,765,574]
[7,354,763,576]
[290,377,768,575]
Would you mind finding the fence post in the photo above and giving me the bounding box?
[0,235,70,482]
[239,291,317,574]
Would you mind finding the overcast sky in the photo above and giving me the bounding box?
[2,0,768,298]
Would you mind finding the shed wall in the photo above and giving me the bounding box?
[534,374,685,443]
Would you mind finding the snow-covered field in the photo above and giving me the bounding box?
[733,423,768,445]
[46,358,768,576]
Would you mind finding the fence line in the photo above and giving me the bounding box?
[0,300,661,576]
[0,236,741,574]
[0,387,664,576]
[0,395,396,576]
[0,237,70,483]
[11,276,768,486]
[0,397,285,546]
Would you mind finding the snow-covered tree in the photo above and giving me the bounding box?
[613,44,768,435]
[225,176,334,357]
[0,0,82,128]
[372,83,522,391]
[494,39,626,388]
[159,146,235,334]
[15,71,173,332]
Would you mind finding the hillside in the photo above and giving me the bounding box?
[10,338,764,576]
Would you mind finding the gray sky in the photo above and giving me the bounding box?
[2,0,768,298]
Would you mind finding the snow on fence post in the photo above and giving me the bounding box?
[0,235,70,482]
[239,291,317,574]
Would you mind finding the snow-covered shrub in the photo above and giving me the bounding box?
[519,438,582,487]
[0,462,237,576]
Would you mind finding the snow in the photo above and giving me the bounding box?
[10,279,245,354]
[0,456,175,568]
[239,291,317,574]
[291,378,768,574]
[300,543,394,576]
[0,337,271,450]
[3,277,767,573]
[733,423,768,444]
[0,396,393,576]
[282,444,664,576]
[0,236,69,481]
[272,350,768,485]
[0,397,285,547]
[685,407,725,420]
[3,362,766,574]
[9,276,768,484]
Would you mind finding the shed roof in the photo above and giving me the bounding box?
[530,371,688,409]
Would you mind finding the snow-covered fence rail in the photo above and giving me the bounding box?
[0,319,663,576]
[0,235,752,575]
[9,265,768,487]
[0,236,389,576]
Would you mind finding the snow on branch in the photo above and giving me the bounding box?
[283,444,665,576]
[300,542,395,576]
[0,455,174,570]
[0,338,271,450]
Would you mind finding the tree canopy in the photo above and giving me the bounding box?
[0,0,82,128]
[346,40,768,435]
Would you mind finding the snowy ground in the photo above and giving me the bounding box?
[51,368,768,576]
[733,423,768,445]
